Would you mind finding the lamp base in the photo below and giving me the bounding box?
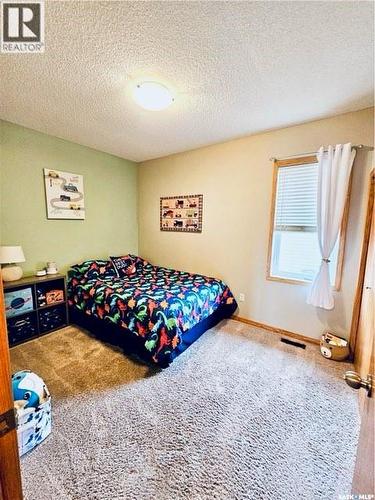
[1,265,23,282]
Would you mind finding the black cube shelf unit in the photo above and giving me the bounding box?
[4,274,68,347]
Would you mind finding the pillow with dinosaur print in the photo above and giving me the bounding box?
[70,260,116,280]
[128,255,150,271]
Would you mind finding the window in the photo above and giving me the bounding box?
[267,155,350,288]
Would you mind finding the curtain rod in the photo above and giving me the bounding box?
[269,144,374,162]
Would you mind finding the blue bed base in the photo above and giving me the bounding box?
[69,301,237,368]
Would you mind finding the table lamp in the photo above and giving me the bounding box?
[0,246,26,281]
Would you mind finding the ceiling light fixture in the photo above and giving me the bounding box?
[133,82,174,111]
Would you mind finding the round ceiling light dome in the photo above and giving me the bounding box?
[133,82,174,111]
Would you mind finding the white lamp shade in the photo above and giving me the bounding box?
[0,246,25,264]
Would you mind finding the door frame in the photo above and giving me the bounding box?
[349,168,374,495]
[349,169,375,356]
[0,273,23,499]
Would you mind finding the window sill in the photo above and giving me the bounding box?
[266,275,310,286]
[266,274,340,291]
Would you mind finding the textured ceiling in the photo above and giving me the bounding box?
[0,1,373,162]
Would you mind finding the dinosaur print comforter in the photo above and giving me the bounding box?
[68,261,237,367]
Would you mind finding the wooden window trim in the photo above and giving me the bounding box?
[266,155,351,291]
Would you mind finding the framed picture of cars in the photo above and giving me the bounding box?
[160,194,203,232]
[43,169,85,219]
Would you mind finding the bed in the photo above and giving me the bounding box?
[68,256,237,368]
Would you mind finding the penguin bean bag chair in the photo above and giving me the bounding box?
[12,370,51,456]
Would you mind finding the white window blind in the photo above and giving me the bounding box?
[270,161,339,283]
[275,163,318,230]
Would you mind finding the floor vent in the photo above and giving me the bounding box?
[280,337,306,349]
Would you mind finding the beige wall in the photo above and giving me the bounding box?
[139,108,374,340]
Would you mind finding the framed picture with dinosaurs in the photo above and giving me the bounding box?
[44,169,85,220]
[160,194,203,232]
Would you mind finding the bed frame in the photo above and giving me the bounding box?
[69,301,237,368]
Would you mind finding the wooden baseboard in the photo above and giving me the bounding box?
[231,315,320,346]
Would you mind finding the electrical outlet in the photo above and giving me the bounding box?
[239,293,245,302]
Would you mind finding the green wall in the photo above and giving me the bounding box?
[0,121,138,275]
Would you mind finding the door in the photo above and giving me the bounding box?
[350,171,374,496]
[0,273,23,499]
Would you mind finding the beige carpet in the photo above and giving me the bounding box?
[10,320,359,500]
